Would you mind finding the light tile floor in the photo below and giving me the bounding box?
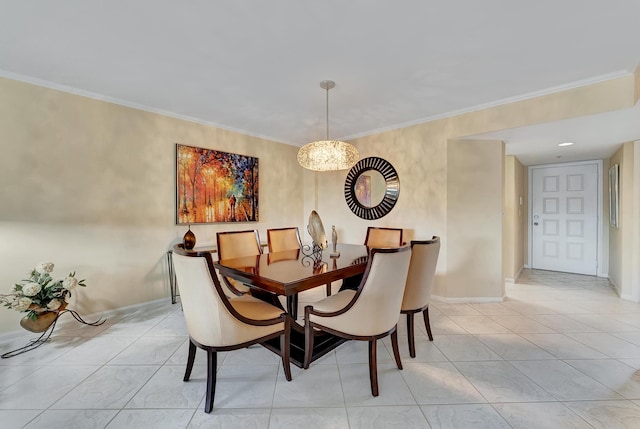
[2,269,640,428]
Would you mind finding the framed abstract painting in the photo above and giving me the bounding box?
[176,143,259,224]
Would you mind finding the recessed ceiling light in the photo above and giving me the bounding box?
[558,142,574,147]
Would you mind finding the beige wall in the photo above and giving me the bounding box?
[635,65,640,105]
[447,139,504,300]
[309,74,636,302]
[504,156,526,282]
[0,78,303,333]
[2,70,639,333]
[633,140,640,301]
[608,142,637,299]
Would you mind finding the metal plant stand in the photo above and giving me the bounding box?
[1,309,106,359]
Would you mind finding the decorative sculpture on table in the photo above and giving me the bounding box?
[302,210,327,266]
[330,225,340,258]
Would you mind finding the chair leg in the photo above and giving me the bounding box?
[391,328,403,370]
[286,294,300,320]
[423,307,433,341]
[304,320,314,369]
[204,349,217,413]
[281,318,292,381]
[406,312,416,358]
[326,282,331,296]
[183,339,197,381]
[369,339,379,396]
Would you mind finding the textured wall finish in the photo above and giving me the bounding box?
[1,73,638,333]
[0,78,302,333]
[609,142,636,300]
[311,75,636,301]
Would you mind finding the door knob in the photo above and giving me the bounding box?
[533,222,539,226]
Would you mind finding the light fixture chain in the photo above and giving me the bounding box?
[326,85,330,139]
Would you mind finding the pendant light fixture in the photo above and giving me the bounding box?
[297,80,359,171]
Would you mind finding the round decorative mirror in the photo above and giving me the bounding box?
[344,157,400,220]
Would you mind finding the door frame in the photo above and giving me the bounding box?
[527,160,604,277]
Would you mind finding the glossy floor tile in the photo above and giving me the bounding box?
[2,268,640,428]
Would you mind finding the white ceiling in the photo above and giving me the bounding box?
[1,1,639,165]
[469,102,640,166]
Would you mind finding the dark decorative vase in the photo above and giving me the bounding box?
[183,225,196,250]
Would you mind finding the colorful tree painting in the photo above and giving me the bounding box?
[176,144,259,224]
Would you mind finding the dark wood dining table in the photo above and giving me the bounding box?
[214,243,369,367]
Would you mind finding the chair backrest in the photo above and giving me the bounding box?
[329,247,411,336]
[171,250,238,347]
[402,237,440,311]
[217,230,263,260]
[173,248,280,347]
[364,227,403,248]
[267,227,302,253]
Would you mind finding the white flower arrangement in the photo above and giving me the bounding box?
[1,262,87,321]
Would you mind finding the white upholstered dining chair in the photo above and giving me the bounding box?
[172,247,291,413]
[338,226,405,292]
[401,237,440,357]
[303,246,412,396]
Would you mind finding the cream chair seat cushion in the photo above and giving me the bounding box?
[310,290,356,313]
[229,294,285,320]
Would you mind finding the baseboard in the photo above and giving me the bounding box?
[505,266,525,284]
[608,276,622,298]
[431,294,504,304]
[0,298,169,341]
[619,293,637,301]
[514,266,524,282]
[610,277,640,302]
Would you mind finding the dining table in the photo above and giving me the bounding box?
[214,243,369,367]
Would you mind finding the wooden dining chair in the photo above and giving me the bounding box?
[364,226,404,248]
[216,230,263,296]
[172,246,291,413]
[401,237,440,357]
[303,246,412,396]
[339,226,405,292]
[267,227,302,253]
[267,226,334,299]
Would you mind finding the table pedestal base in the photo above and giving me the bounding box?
[262,321,346,368]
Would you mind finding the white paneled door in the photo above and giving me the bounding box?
[531,162,599,275]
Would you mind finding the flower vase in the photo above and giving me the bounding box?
[19,304,67,333]
[183,225,196,250]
